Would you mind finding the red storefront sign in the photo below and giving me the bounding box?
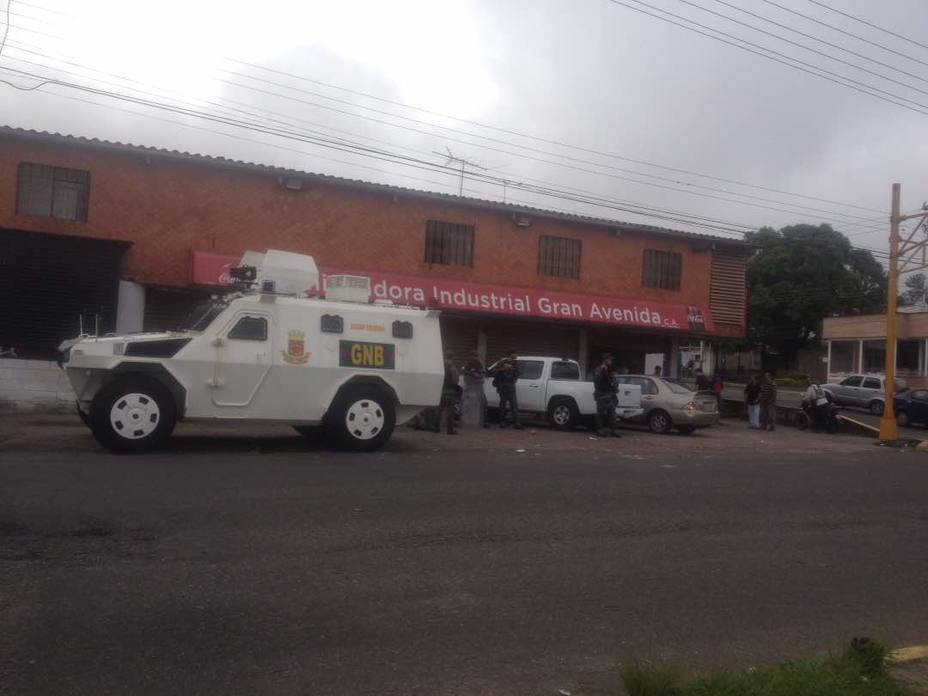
[191,251,715,333]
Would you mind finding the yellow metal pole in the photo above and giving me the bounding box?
[879,183,901,442]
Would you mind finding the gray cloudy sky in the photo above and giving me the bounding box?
[2,0,928,254]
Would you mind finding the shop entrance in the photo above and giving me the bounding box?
[587,328,673,378]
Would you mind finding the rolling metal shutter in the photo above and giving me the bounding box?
[710,252,747,326]
[484,321,579,365]
[439,315,480,359]
[0,228,127,359]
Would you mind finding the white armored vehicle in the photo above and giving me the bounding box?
[61,250,444,452]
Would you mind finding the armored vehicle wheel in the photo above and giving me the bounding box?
[90,376,177,453]
[328,385,395,451]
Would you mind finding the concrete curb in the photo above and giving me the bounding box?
[889,645,928,663]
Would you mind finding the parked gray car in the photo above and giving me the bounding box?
[616,375,718,434]
[822,374,908,416]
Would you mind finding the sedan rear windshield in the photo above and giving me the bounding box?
[661,379,693,394]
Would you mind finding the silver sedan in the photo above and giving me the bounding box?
[616,375,719,434]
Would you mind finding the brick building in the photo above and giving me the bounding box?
[0,126,751,408]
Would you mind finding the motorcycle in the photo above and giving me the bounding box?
[797,398,842,433]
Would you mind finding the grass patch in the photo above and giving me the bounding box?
[619,638,909,696]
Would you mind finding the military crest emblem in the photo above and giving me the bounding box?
[282,330,310,364]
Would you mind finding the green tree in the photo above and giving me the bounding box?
[746,224,886,368]
[902,272,927,306]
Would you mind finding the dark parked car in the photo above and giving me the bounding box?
[894,389,928,427]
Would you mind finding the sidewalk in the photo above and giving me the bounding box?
[0,412,893,458]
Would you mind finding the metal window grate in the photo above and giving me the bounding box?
[642,249,682,290]
[537,235,581,279]
[16,162,90,222]
[424,220,475,267]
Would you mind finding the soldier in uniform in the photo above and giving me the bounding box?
[491,350,523,430]
[593,353,621,438]
[436,350,461,435]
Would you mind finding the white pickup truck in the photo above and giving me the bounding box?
[484,356,642,429]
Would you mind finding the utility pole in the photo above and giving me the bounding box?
[880,184,902,442]
[433,148,486,195]
[880,183,928,442]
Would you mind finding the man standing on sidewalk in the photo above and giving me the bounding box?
[743,375,761,429]
[593,353,620,438]
[492,351,523,430]
[759,372,778,432]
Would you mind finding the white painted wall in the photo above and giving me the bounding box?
[116,280,146,334]
[0,359,75,412]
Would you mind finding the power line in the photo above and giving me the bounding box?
[607,0,928,116]
[3,33,882,226]
[0,0,12,59]
[805,0,928,53]
[5,0,889,216]
[676,0,928,101]
[759,0,928,70]
[0,21,896,250]
[0,44,781,233]
[0,65,894,267]
[0,65,758,237]
[705,0,928,88]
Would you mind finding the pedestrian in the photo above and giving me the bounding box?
[436,350,460,435]
[686,358,695,377]
[491,350,523,430]
[653,364,662,377]
[694,368,710,392]
[593,353,621,438]
[711,373,724,411]
[743,375,761,429]
[463,351,490,428]
[759,372,778,431]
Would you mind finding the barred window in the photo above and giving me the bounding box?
[16,163,90,222]
[642,249,682,291]
[424,220,474,267]
[537,236,581,279]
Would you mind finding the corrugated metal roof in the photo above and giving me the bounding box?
[0,125,752,248]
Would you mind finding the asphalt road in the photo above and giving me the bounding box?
[2,418,928,695]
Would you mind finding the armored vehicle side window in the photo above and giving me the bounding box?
[392,321,413,339]
[321,314,344,333]
[228,316,267,341]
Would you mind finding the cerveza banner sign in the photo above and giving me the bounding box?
[192,251,714,333]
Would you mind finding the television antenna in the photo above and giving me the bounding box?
[433,147,487,196]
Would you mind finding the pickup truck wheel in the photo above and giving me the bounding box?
[547,398,580,430]
[648,409,672,434]
[329,386,395,451]
[869,400,884,416]
[89,376,177,453]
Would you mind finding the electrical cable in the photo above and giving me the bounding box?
[2,36,883,226]
[759,0,928,69]
[607,0,928,115]
[805,0,928,54]
[0,0,11,59]
[704,0,928,88]
[5,0,890,216]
